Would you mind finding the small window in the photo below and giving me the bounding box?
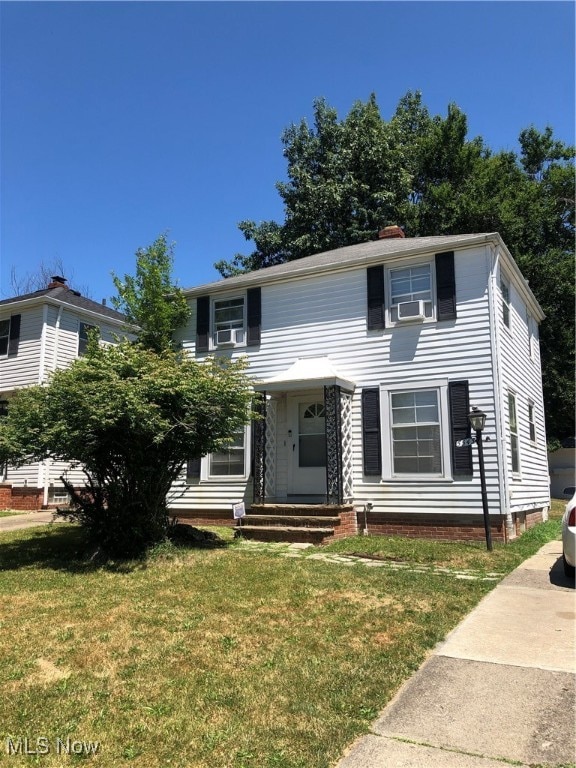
[0,400,8,418]
[78,323,98,356]
[508,392,520,474]
[528,402,536,443]
[0,319,10,356]
[501,277,511,329]
[209,429,247,477]
[390,264,433,323]
[213,297,245,346]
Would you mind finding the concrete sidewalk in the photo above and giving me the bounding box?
[337,540,575,768]
[0,510,68,532]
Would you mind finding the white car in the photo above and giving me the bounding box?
[562,491,576,578]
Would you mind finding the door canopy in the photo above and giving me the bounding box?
[254,356,356,393]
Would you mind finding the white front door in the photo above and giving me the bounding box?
[288,397,326,496]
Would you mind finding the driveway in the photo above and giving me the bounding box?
[0,510,68,533]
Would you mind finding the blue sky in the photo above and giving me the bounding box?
[1,1,574,302]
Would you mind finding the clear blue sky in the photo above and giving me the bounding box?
[1,1,574,302]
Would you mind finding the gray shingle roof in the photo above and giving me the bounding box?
[0,285,127,322]
[184,233,500,296]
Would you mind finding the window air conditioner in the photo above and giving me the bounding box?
[215,328,237,345]
[397,300,426,321]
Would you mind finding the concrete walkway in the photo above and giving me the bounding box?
[337,540,575,768]
[0,510,68,532]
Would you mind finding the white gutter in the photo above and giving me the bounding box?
[488,245,512,540]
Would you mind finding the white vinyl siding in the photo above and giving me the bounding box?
[495,258,548,513]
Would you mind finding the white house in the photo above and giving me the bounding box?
[0,276,128,510]
[169,230,550,543]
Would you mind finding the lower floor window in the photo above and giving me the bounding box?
[208,429,247,477]
[391,390,442,475]
[380,380,450,480]
[508,392,520,474]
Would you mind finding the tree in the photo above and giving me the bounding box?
[112,234,190,353]
[0,341,255,557]
[215,92,575,443]
[6,256,91,298]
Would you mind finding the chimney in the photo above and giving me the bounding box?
[48,275,67,289]
[378,225,405,240]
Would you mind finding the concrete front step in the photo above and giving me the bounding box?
[237,525,334,544]
[249,503,354,518]
[242,514,340,528]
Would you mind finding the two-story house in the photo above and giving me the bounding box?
[0,276,128,510]
[169,230,550,543]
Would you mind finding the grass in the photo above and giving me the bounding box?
[0,507,563,768]
[0,509,29,518]
[322,499,564,573]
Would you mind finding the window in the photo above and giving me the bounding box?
[379,381,451,479]
[213,297,245,346]
[390,389,442,475]
[389,263,433,322]
[527,314,538,361]
[0,319,10,356]
[0,314,20,356]
[78,323,98,356]
[500,277,511,329]
[508,392,520,473]
[528,402,536,443]
[208,428,247,478]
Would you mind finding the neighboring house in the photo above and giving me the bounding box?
[548,437,576,499]
[0,276,128,510]
[169,229,550,543]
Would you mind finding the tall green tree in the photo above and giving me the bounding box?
[113,234,190,353]
[215,93,574,442]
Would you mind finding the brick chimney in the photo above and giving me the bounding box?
[378,225,405,239]
[47,275,67,289]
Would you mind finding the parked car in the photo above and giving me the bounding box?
[560,485,576,500]
[561,492,576,578]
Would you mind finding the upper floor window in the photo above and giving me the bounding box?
[500,277,511,329]
[78,323,97,356]
[213,297,245,347]
[389,263,433,323]
[196,289,263,352]
[0,319,10,356]
[0,314,21,357]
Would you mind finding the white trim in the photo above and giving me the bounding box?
[38,304,49,383]
[489,246,509,522]
[52,305,64,373]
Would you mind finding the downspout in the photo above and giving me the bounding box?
[488,245,512,541]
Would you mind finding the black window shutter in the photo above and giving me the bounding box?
[367,266,385,330]
[435,251,457,321]
[8,314,21,356]
[362,388,382,475]
[196,296,210,352]
[186,458,202,482]
[246,287,261,346]
[449,380,473,475]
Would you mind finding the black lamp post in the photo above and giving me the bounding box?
[468,406,492,552]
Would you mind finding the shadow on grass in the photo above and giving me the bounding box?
[0,523,230,574]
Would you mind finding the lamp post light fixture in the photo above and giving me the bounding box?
[468,406,493,552]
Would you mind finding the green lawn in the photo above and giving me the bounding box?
[0,509,28,518]
[0,510,562,768]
